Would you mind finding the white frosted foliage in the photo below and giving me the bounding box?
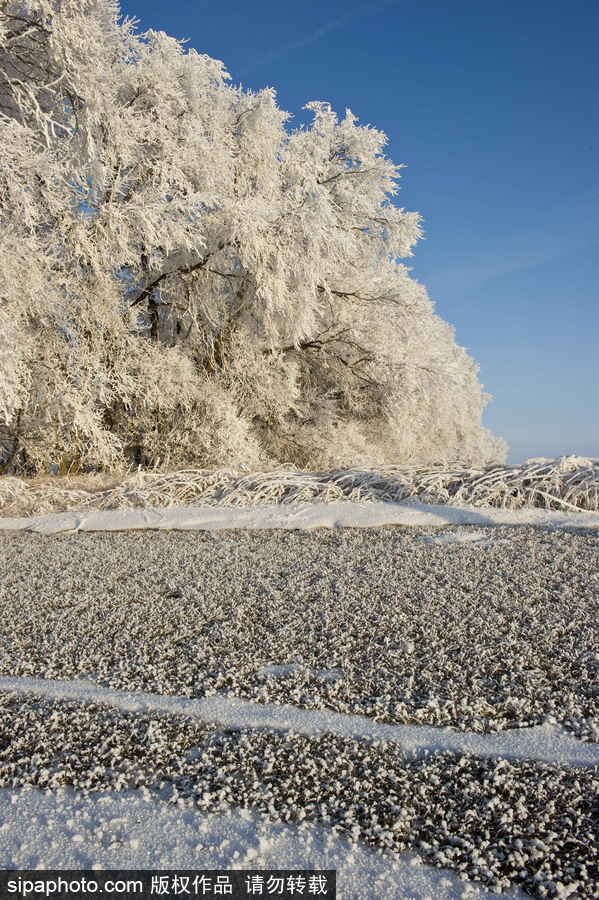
[0,0,507,475]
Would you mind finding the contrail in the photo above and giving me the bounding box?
[239,0,400,76]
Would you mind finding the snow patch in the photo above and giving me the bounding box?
[419,529,497,546]
[1,498,599,535]
[256,664,344,683]
[2,676,598,768]
[0,786,525,898]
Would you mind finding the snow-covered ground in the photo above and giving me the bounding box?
[1,498,597,898]
[0,784,525,899]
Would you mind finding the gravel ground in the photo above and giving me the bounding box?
[0,523,598,896]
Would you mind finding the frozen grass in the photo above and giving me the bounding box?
[0,455,598,518]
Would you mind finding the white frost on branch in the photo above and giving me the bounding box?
[0,0,508,476]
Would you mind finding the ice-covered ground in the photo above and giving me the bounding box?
[1,497,597,898]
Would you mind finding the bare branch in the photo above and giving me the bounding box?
[317,166,376,186]
[317,284,397,304]
[128,242,226,311]
[207,268,244,279]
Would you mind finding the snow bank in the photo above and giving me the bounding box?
[1,497,598,535]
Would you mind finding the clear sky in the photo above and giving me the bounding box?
[117,0,598,464]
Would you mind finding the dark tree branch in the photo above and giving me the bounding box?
[202,279,249,374]
[231,105,260,132]
[317,166,375,186]
[123,86,143,109]
[207,268,244,279]
[317,284,397,304]
[128,242,227,312]
[263,324,376,385]
[1,11,51,37]
[120,166,154,204]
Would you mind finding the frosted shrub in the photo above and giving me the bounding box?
[1,457,597,518]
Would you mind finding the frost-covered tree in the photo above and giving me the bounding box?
[0,0,507,475]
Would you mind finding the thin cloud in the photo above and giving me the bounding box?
[427,187,599,295]
[239,0,399,76]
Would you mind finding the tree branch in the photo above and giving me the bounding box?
[201,279,249,374]
[128,242,226,311]
[263,325,376,385]
[317,166,375,186]
[207,268,244,279]
[317,284,397,304]
[119,166,154,204]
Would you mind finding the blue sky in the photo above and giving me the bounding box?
[117,0,598,464]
